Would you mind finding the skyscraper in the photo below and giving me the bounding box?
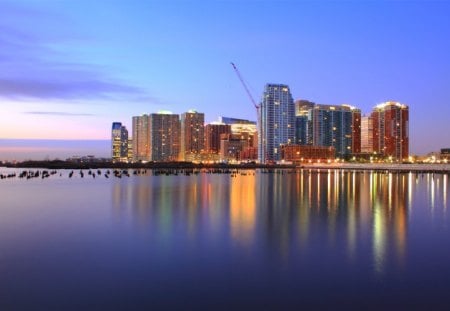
[293,102,360,158]
[180,110,205,161]
[111,122,129,163]
[311,104,360,157]
[259,84,295,162]
[294,100,315,145]
[149,111,180,162]
[132,114,151,162]
[372,101,409,160]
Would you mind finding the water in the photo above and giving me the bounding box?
[0,168,449,310]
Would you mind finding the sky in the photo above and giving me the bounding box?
[0,0,450,159]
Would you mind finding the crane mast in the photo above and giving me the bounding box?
[230,62,266,163]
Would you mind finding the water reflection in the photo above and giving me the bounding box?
[110,169,449,275]
[230,174,256,245]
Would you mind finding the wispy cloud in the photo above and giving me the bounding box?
[0,2,148,102]
[23,111,96,116]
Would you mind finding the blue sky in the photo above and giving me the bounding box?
[0,0,450,156]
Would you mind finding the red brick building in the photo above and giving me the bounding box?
[281,145,335,164]
[372,102,409,161]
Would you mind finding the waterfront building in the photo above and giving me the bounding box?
[132,114,151,162]
[205,122,231,154]
[294,100,315,145]
[220,116,257,161]
[361,115,374,153]
[372,101,409,160]
[111,122,129,163]
[127,139,133,162]
[180,110,205,161]
[309,104,359,158]
[149,111,180,162]
[441,148,450,161]
[220,133,252,162]
[259,84,295,162]
[281,144,335,164]
[351,108,361,154]
[293,101,360,158]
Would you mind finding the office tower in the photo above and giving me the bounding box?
[361,115,374,153]
[259,84,295,162]
[180,110,205,161]
[149,111,180,162]
[205,122,231,154]
[111,122,129,163]
[372,101,409,160]
[132,114,151,162]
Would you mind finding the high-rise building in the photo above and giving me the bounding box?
[310,104,360,158]
[127,139,133,162]
[132,114,151,162]
[361,115,374,153]
[205,122,231,154]
[351,108,361,154]
[180,110,205,161]
[294,103,360,158]
[149,111,180,162]
[294,100,315,145]
[259,84,295,162]
[111,122,129,163]
[372,101,409,160]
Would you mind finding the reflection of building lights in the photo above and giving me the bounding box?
[444,174,447,209]
[230,173,256,245]
[373,204,385,275]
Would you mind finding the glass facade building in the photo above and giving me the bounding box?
[293,103,360,158]
[111,122,129,163]
[258,84,295,162]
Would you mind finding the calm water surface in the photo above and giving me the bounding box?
[0,168,449,310]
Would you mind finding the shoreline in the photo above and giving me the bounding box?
[300,163,450,173]
[1,160,450,174]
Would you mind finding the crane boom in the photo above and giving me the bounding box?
[230,62,259,110]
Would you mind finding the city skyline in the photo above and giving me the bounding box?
[1,0,450,156]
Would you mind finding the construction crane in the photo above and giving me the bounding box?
[230,62,260,111]
[230,62,267,163]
